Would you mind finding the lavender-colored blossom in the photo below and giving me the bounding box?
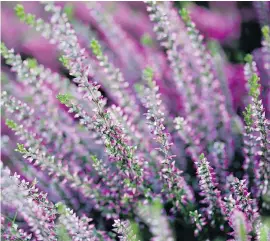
[137,68,194,208]
[1,163,58,240]
[195,154,226,224]
[113,219,139,241]
[1,216,33,241]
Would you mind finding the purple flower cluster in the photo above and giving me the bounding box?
[1,2,270,241]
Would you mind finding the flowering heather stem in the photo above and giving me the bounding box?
[242,104,260,196]
[87,2,145,72]
[179,8,231,142]
[1,216,32,241]
[195,154,226,225]
[56,93,145,200]
[189,210,206,237]
[15,3,146,199]
[113,219,139,241]
[228,176,259,222]
[244,56,270,204]
[145,2,203,123]
[90,39,139,120]
[4,118,105,208]
[228,209,252,241]
[55,202,108,241]
[0,44,98,165]
[1,164,58,240]
[137,68,194,209]
[1,91,35,127]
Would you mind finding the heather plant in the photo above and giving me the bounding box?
[1,2,270,241]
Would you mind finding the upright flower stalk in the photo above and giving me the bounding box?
[228,176,259,222]
[145,1,205,133]
[195,154,226,226]
[90,39,139,121]
[137,68,194,209]
[244,55,270,205]
[179,8,231,145]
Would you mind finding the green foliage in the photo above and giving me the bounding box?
[55,202,67,215]
[90,39,103,57]
[59,56,70,68]
[1,42,8,56]
[143,67,154,88]
[243,105,253,126]
[26,58,38,69]
[262,25,270,42]
[134,83,143,93]
[15,143,28,154]
[64,4,74,21]
[56,224,72,241]
[130,220,142,241]
[25,14,36,25]
[14,4,36,25]
[238,219,247,241]
[244,54,253,64]
[179,8,190,23]
[90,154,99,165]
[199,153,205,160]
[5,119,17,130]
[14,4,26,21]
[248,74,260,99]
[56,93,73,105]
[140,33,154,47]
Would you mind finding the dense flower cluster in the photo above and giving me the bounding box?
[1,2,270,241]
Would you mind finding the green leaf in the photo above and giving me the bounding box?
[59,56,70,68]
[14,4,26,21]
[1,42,8,56]
[143,67,154,88]
[199,153,205,160]
[56,224,72,241]
[15,143,28,154]
[243,104,253,126]
[262,25,270,41]
[25,14,36,25]
[56,93,73,105]
[26,58,38,69]
[179,8,190,23]
[90,39,103,57]
[140,33,153,47]
[244,54,253,64]
[64,4,74,21]
[5,119,17,129]
[248,74,260,98]
[134,83,143,93]
[55,202,67,215]
[90,154,99,165]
